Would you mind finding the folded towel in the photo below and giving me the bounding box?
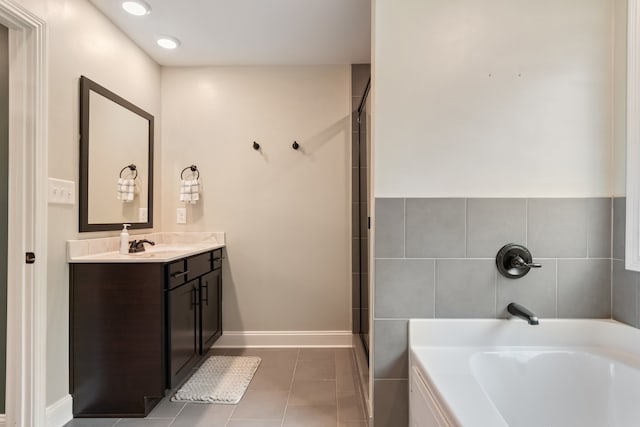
[179,179,200,204]
[190,179,200,203]
[117,178,135,202]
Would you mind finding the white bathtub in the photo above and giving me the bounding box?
[409,319,640,427]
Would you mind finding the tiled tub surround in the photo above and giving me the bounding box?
[373,197,614,427]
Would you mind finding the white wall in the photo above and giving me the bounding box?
[13,0,161,406]
[374,0,615,197]
[161,66,351,332]
[613,0,628,196]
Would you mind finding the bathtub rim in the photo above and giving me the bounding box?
[408,318,640,427]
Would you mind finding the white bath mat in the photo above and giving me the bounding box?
[171,355,261,404]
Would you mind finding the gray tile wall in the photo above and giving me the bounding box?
[612,197,640,327]
[373,197,613,426]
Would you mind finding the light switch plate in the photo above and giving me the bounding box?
[48,178,75,205]
[138,208,148,222]
[176,207,186,224]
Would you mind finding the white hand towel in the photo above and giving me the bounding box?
[125,179,135,201]
[117,178,135,202]
[179,179,192,202]
[179,179,200,204]
[189,179,200,204]
[117,178,124,200]
[117,178,127,201]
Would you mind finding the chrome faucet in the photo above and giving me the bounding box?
[128,239,155,253]
[507,302,539,325]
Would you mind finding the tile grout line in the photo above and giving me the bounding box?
[610,198,614,320]
[350,347,367,421]
[464,198,468,258]
[166,402,187,427]
[403,198,407,259]
[556,259,560,319]
[633,275,638,327]
[586,199,591,258]
[335,349,339,426]
[525,198,528,246]
[280,348,301,427]
[433,259,437,318]
[494,268,498,318]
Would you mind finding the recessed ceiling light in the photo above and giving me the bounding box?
[157,36,180,50]
[122,1,151,16]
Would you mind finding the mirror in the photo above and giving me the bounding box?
[79,76,154,232]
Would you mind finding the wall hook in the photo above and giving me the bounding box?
[292,141,300,150]
[252,141,260,151]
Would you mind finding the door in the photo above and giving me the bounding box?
[168,280,198,387]
[0,3,47,424]
[200,270,221,353]
[0,23,7,414]
[357,78,371,356]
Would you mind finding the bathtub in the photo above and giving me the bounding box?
[409,319,640,427]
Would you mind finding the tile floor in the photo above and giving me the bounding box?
[64,347,368,427]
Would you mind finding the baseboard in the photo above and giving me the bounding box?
[46,394,73,427]
[0,413,5,426]
[213,330,353,348]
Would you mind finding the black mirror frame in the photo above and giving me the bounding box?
[79,75,154,232]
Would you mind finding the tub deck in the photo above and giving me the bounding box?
[409,319,640,427]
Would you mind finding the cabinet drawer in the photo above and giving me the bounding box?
[187,251,212,280]
[212,249,222,270]
[167,259,188,289]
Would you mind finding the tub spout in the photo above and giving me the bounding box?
[507,302,539,325]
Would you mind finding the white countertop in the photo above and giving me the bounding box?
[67,232,225,263]
[68,242,225,263]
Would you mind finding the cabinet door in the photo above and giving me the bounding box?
[200,270,221,353]
[70,263,165,416]
[168,280,198,387]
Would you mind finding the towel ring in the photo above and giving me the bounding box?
[181,165,200,180]
[119,164,138,179]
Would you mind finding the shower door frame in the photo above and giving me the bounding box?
[356,78,371,356]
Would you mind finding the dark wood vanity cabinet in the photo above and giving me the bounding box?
[167,279,199,388]
[70,248,223,418]
[200,269,222,352]
[165,249,223,388]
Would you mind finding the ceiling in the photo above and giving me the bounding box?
[89,0,371,66]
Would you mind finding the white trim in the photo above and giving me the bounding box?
[0,414,5,427]
[0,1,48,426]
[628,0,640,271]
[213,331,353,348]
[45,395,72,427]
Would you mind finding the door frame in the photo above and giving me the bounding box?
[0,1,48,425]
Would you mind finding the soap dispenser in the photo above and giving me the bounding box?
[120,224,131,254]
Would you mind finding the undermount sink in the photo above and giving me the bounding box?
[133,245,196,254]
[125,244,198,258]
[125,245,198,259]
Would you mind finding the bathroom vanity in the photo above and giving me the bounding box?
[67,233,224,417]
